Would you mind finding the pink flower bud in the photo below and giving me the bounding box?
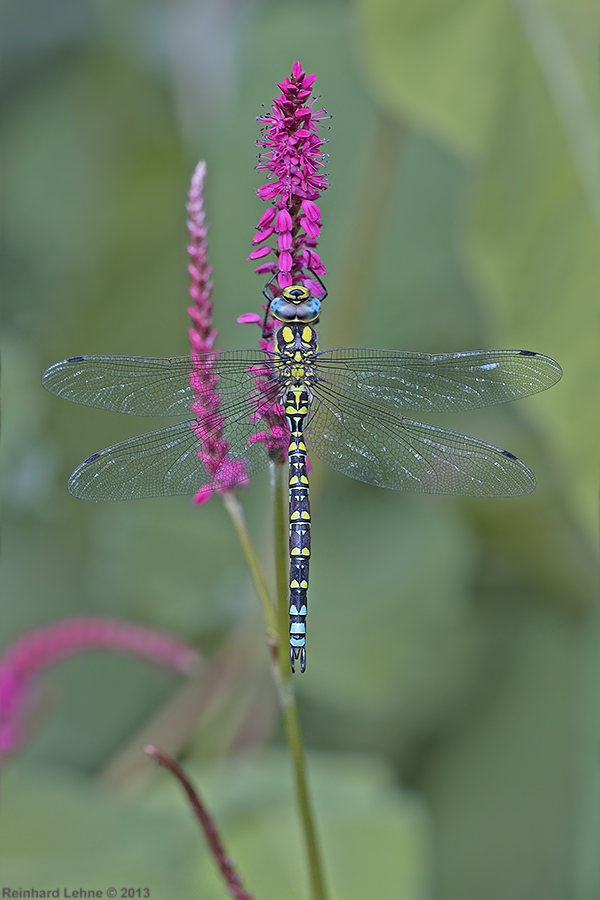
[275,209,293,232]
[258,207,277,228]
[278,250,293,272]
[247,246,272,260]
[237,313,262,325]
[301,199,321,221]
[300,218,320,239]
[252,228,274,245]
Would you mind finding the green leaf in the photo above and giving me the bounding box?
[357,0,510,155]
[185,751,431,900]
[0,762,200,892]
[1,752,431,900]
[357,0,600,536]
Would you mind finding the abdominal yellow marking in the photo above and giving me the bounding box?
[269,283,324,675]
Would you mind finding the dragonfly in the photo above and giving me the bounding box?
[43,272,562,672]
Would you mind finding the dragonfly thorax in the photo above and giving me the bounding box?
[270,284,321,324]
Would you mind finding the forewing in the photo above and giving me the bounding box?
[42,351,272,416]
[306,383,535,497]
[313,349,562,413]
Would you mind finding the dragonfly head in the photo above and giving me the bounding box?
[271,284,321,324]
[282,284,311,303]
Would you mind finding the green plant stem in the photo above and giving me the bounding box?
[271,460,329,900]
[222,490,277,639]
[281,695,328,900]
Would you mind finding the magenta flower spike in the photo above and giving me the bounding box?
[0,618,201,756]
[186,161,250,505]
[238,62,330,465]
[247,60,329,313]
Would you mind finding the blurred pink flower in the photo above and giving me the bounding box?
[0,618,201,756]
[187,161,250,504]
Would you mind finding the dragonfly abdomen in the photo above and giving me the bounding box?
[285,386,311,673]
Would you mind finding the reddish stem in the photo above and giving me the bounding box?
[144,745,254,900]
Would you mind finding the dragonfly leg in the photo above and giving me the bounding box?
[304,255,328,302]
[262,273,279,339]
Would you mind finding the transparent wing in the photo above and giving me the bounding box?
[66,372,285,500]
[68,411,282,501]
[306,381,536,497]
[42,351,273,416]
[313,349,562,413]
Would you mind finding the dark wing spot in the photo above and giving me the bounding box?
[518,350,536,357]
[83,452,101,463]
[501,449,519,461]
[67,356,85,362]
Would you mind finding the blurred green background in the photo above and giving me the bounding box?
[2,0,598,897]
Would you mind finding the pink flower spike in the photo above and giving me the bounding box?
[250,61,328,287]
[186,161,248,503]
[186,161,214,357]
[243,63,330,462]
